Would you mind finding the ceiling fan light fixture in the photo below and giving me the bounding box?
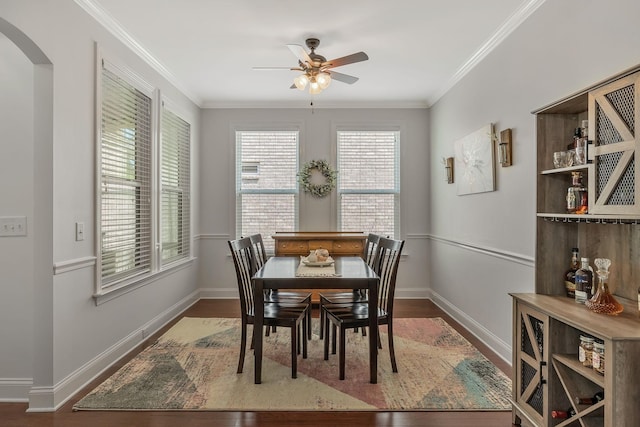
[317,72,331,89]
[308,78,322,95]
[293,74,309,90]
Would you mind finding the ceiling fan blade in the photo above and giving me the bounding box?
[287,44,312,65]
[322,52,369,69]
[328,71,359,85]
[253,66,298,71]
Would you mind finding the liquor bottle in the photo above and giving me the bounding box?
[564,248,579,298]
[551,407,576,419]
[575,121,589,165]
[575,257,593,303]
[567,172,588,214]
[575,391,604,405]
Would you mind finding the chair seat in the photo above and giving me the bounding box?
[319,290,368,304]
[324,303,387,325]
[265,290,312,303]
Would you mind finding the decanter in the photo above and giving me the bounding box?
[585,258,623,315]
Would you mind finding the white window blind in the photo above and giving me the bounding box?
[337,130,400,238]
[99,62,153,287]
[161,105,191,264]
[236,131,299,254]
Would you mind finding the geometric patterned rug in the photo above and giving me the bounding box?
[73,317,512,411]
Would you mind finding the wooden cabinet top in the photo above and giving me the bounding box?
[272,231,367,241]
[511,293,640,341]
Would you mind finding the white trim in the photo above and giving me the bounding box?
[53,256,97,275]
[203,100,430,109]
[0,378,31,402]
[27,291,199,412]
[429,289,512,364]
[73,0,201,106]
[93,257,195,305]
[430,0,547,105]
[197,233,231,240]
[427,234,534,267]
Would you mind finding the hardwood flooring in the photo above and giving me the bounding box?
[1,299,516,427]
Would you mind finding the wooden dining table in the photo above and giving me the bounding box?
[252,256,379,384]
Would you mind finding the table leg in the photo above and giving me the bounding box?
[253,278,264,384]
[368,278,378,384]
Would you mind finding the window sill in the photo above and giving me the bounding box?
[93,256,196,306]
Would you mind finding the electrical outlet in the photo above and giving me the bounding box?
[0,216,27,237]
[76,222,84,241]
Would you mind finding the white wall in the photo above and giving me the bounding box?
[198,108,430,300]
[0,32,34,400]
[428,0,640,361]
[0,0,201,409]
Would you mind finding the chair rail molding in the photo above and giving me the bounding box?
[426,234,534,267]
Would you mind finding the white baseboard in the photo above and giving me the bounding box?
[429,289,512,364]
[0,378,31,403]
[26,291,200,412]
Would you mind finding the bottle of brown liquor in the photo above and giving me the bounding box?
[564,248,579,298]
[566,172,588,214]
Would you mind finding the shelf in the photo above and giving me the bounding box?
[541,165,591,175]
[536,213,640,224]
[552,354,605,388]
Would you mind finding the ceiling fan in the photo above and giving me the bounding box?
[254,38,369,94]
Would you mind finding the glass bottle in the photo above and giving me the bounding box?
[575,121,589,165]
[574,257,593,304]
[585,258,624,315]
[575,391,604,405]
[564,248,579,298]
[551,408,576,419]
[566,172,588,214]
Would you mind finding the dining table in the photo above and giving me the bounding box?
[251,256,379,384]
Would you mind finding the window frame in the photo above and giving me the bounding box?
[94,48,193,303]
[234,126,301,255]
[335,127,401,239]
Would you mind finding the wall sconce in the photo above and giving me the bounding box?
[443,157,454,184]
[498,128,512,167]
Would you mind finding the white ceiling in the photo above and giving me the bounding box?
[79,0,545,108]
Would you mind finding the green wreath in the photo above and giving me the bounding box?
[298,159,338,198]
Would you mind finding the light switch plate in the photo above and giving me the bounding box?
[0,216,27,237]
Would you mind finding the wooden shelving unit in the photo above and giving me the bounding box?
[511,66,640,427]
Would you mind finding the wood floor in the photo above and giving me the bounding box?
[1,299,517,427]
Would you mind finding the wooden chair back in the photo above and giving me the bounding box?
[248,233,268,269]
[370,237,404,316]
[364,233,381,267]
[228,237,257,317]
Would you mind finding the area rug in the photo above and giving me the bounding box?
[73,317,512,411]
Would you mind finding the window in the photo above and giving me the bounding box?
[160,104,191,264]
[99,60,153,288]
[236,131,299,254]
[97,55,192,297]
[337,130,400,238]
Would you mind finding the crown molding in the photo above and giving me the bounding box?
[430,0,547,105]
[74,0,202,106]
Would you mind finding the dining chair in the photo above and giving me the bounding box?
[318,233,381,339]
[322,236,404,380]
[248,233,312,339]
[228,237,309,378]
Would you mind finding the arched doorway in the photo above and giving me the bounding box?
[0,17,54,407]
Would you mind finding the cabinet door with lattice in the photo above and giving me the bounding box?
[513,303,549,426]
[588,71,640,215]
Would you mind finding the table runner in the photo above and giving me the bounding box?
[295,259,337,277]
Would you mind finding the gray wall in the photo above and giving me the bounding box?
[0,32,34,399]
[0,0,201,409]
[428,0,640,361]
[198,107,430,301]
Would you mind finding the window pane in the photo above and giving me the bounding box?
[100,65,152,286]
[161,107,191,264]
[340,194,396,237]
[338,130,399,238]
[239,194,296,253]
[236,131,298,252]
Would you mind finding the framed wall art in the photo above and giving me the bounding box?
[454,124,495,196]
